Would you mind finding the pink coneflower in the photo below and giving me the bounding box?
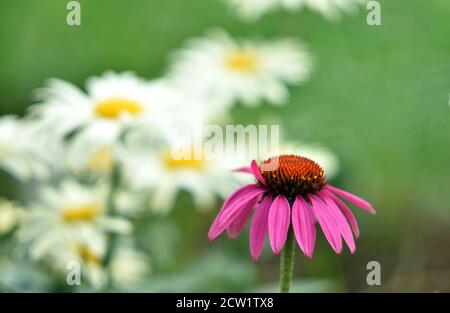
[208,155,376,271]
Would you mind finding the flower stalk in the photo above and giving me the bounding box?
[103,163,121,287]
[279,227,295,293]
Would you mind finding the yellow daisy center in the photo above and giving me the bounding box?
[88,148,114,173]
[62,203,100,222]
[163,151,205,170]
[226,51,258,71]
[95,98,143,119]
[79,245,102,265]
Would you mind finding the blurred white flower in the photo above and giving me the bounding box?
[0,115,56,181]
[224,0,297,21]
[30,72,210,167]
[111,247,150,287]
[224,0,367,21]
[0,199,22,235]
[31,71,151,138]
[122,141,250,214]
[67,144,117,176]
[48,236,149,289]
[0,257,52,291]
[61,234,108,289]
[17,179,131,261]
[167,29,313,108]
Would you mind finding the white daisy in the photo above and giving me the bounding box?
[0,115,56,181]
[167,29,313,108]
[0,198,22,235]
[66,144,117,176]
[31,71,151,138]
[31,72,210,167]
[224,0,367,21]
[17,179,131,261]
[300,0,367,20]
[121,139,250,214]
[110,246,150,287]
[47,235,149,289]
[56,232,108,289]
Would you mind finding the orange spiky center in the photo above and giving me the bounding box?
[260,155,326,199]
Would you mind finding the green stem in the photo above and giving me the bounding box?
[280,227,295,293]
[103,163,121,288]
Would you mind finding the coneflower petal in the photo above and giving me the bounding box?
[268,195,290,254]
[309,195,343,254]
[208,183,262,241]
[208,210,225,241]
[227,197,259,239]
[325,184,376,215]
[249,196,272,262]
[292,196,316,258]
[251,160,267,186]
[234,166,252,174]
[219,186,265,229]
[320,192,356,254]
[221,183,262,212]
[233,161,268,186]
[323,189,360,238]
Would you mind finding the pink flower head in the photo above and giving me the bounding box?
[208,155,376,262]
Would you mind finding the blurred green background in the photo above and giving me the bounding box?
[0,0,449,292]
